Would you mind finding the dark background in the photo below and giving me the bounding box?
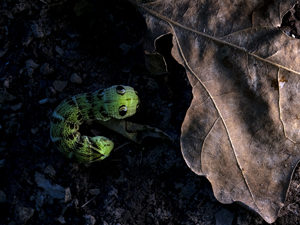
[0,0,299,224]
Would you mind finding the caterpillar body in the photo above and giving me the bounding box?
[50,85,139,163]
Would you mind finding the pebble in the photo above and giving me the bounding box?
[38,98,48,104]
[3,78,10,88]
[53,80,68,92]
[25,59,39,69]
[55,46,64,56]
[40,63,53,75]
[25,59,39,76]
[0,48,8,58]
[31,22,44,38]
[0,90,16,103]
[64,187,72,203]
[57,216,66,224]
[89,188,100,196]
[14,3,27,13]
[84,215,96,225]
[49,87,56,95]
[0,190,6,203]
[34,172,65,200]
[35,191,45,209]
[10,103,22,111]
[0,159,6,168]
[30,128,39,134]
[70,73,82,84]
[15,206,35,224]
[44,165,56,177]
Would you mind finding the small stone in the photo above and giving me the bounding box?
[0,159,5,168]
[0,89,16,103]
[3,78,9,88]
[44,165,56,177]
[89,188,100,196]
[57,216,66,224]
[35,191,45,209]
[84,215,96,225]
[22,32,33,46]
[26,59,39,76]
[53,80,68,92]
[0,190,6,203]
[65,187,72,203]
[10,103,22,111]
[49,87,56,95]
[73,198,79,208]
[38,98,48,104]
[55,46,64,56]
[34,172,65,200]
[26,59,39,68]
[0,48,8,58]
[15,206,35,224]
[40,63,53,75]
[14,3,27,13]
[31,22,44,38]
[70,73,82,84]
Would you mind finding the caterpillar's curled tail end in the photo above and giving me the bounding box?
[73,136,114,164]
[90,136,114,159]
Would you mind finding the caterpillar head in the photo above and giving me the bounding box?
[102,85,139,119]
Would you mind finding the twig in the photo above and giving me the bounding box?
[113,142,131,152]
[81,196,97,208]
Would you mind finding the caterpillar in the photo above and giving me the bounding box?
[50,85,139,163]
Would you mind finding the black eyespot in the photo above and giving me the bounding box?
[119,105,127,116]
[68,123,76,130]
[77,113,83,121]
[101,111,108,117]
[116,85,126,95]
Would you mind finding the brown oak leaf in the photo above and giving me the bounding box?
[131,0,300,223]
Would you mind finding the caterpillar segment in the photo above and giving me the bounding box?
[74,136,114,163]
[50,85,139,163]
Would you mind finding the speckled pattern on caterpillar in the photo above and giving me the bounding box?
[50,85,139,163]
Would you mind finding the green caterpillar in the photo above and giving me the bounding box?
[50,85,139,163]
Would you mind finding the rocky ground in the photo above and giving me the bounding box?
[0,0,299,224]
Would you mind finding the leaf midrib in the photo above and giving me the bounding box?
[135,1,266,214]
[136,2,300,76]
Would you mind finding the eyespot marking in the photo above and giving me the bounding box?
[118,105,127,116]
[116,85,126,95]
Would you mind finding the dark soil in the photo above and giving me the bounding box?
[0,1,299,225]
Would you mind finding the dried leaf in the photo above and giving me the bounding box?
[97,119,172,144]
[131,0,300,223]
[144,51,168,75]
